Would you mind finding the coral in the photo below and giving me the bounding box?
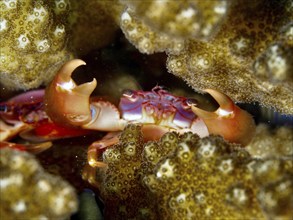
[0,0,73,90]
[257,174,293,218]
[3,0,292,113]
[69,0,121,56]
[119,0,228,54]
[246,123,293,158]
[121,0,229,39]
[117,0,293,114]
[142,132,262,219]
[166,0,293,114]
[120,7,185,54]
[251,157,293,219]
[0,148,78,220]
[92,124,293,219]
[95,124,156,219]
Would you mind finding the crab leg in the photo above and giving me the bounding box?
[0,119,28,141]
[191,89,256,146]
[0,141,52,154]
[87,131,121,168]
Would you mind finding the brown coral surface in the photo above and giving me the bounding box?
[0,148,78,220]
[91,124,293,220]
[69,0,121,56]
[246,123,293,158]
[1,1,293,219]
[2,0,292,115]
[118,0,293,114]
[0,0,73,90]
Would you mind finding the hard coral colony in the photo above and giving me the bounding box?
[1,0,292,112]
[119,0,293,114]
[0,0,292,220]
[0,148,78,219]
[0,0,72,90]
[1,62,290,219]
[88,124,293,219]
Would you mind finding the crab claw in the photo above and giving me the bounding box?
[45,59,97,128]
[191,89,255,146]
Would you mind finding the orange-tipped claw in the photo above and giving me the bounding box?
[45,59,97,128]
[191,89,256,146]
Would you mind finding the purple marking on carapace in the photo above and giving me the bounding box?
[118,86,197,128]
[0,89,47,124]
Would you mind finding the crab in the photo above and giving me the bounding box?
[44,59,256,169]
[0,89,89,152]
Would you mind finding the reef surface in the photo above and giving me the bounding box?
[91,124,293,220]
[0,0,292,219]
[0,148,78,220]
[0,0,73,90]
[119,0,293,114]
[1,0,292,114]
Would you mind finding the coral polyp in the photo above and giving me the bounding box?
[166,0,293,114]
[90,124,293,219]
[0,0,72,90]
[116,0,293,113]
[1,0,292,114]
[121,0,229,39]
[1,0,292,219]
[0,148,78,219]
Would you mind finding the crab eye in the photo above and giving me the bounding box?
[122,89,138,102]
[123,89,134,98]
[0,104,8,112]
[186,98,198,107]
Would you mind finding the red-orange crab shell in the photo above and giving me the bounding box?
[44,59,256,149]
[45,59,125,132]
[0,89,48,142]
[44,59,210,138]
[0,88,91,153]
[43,59,257,170]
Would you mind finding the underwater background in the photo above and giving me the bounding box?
[0,0,292,219]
